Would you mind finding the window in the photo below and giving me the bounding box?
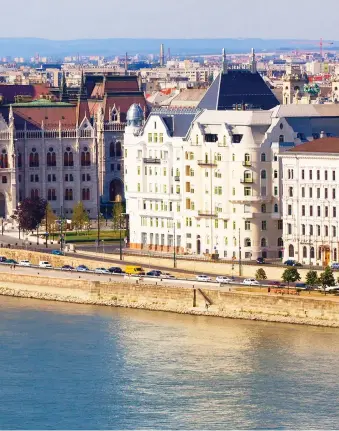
[81,148,91,166]
[153,133,158,143]
[232,153,235,162]
[244,238,251,247]
[317,170,320,180]
[303,246,307,259]
[288,205,292,216]
[245,221,251,230]
[309,188,313,198]
[317,188,320,198]
[64,148,74,167]
[274,186,278,196]
[30,189,39,199]
[301,169,305,180]
[148,133,152,143]
[333,189,336,199]
[334,207,337,218]
[82,188,90,200]
[289,187,293,197]
[274,154,278,162]
[64,188,73,201]
[274,204,278,213]
[261,221,267,230]
[261,204,266,213]
[325,170,328,181]
[2,176,7,184]
[261,170,267,179]
[278,220,283,230]
[159,133,163,143]
[244,187,251,196]
[261,153,266,162]
[47,148,56,167]
[325,188,328,199]
[233,221,236,230]
[261,186,267,196]
[274,170,278,179]
[29,150,39,168]
[317,206,321,217]
[17,152,22,168]
[0,150,8,168]
[310,206,313,217]
[317,225,321,236]
[333,171,336,181]
[288,244,294,257]
[302,205,305,216]
[309,170,313,180]
[47,189,56,201]
[287,224,292,235]
[325,225,329,237]
[301,187,305,198]
[261,238,267,247]
[309,225,314,236]
[333,226,337,237]
[325,206,329,218]
[310,247,315,259]
[279,135,284,143]
[302,224,306,235]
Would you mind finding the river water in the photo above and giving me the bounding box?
[1,296,339,430]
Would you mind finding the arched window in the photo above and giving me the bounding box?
[261,153,266,162]
[64,189,73,201]
[116,142,122,157]
[64,148,74,167]
[274,170,278,179]
[274,204,278,213]
[0,149,8,168]
[310,247,315,259]
[303,246,307,258]
[261,238,267,247]
[47,189,56,201]
[289,244,294,258]
[110,142,115,158]
[261,204,266,213]
[214,153,221,161]
[261,170,267,179]
[82,188,90,200]
[30,189,39,199]
[17,152,22,168]
[29,149,39,167]
[279,135,284,143]
[81,147,91,167]
[244,170,252,182]
[47,148,56,167]
[277,237,283,247]
[244,238,251,247]
[111,107,118,122]
[244,153,250,165]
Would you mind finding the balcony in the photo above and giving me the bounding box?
[198,160,217,167]
[143,158,161,164]
[240,178,254,184]
[174,176,180,182]
[229,195,272,203]
[242,161,252,167]
[198,210,217,218]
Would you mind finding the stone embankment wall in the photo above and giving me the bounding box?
[1,272,339,327]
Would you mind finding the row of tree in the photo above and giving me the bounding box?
[255,266,337,293]
[12,197,125,235]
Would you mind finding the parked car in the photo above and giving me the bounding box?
[243,278,260,286]
[108,267,124,274]
[196,275,212,282]
[331,262,339,270]
[19,260,32,267]
[216,276,232,284]
[61,265,74,271]
[5,259,18,265]
[76,265,90,272]
[52,250,64,256]
[125,266,145,276]
[0,256,7,262]
[284,260,302,267]
[256,257,266,264]
[162,272,176,279]
[39,261,52,269]
[94,268,110,274]
[147,270,162,277]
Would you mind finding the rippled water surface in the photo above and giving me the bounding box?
[1,296,339,429]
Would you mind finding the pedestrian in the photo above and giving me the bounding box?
[205,303,209,311]
[268,287,271,294]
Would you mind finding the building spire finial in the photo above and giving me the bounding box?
[250,48,257,74]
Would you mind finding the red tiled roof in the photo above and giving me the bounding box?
[13,106,76,130]
[287,138,339,154]
[103,94,146,122]
[0,84,52,103]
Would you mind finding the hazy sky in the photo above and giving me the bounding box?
[3,0,339,40]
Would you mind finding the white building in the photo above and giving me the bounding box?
[281,137,339,266]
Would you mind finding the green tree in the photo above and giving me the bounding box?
[12,197,47,232]
[72,202,89,233]
[305,270,319,288]
[45,203,57,236]
[282,267,301,289]
[112,202,126,230]
[319,266,335,295]
[255,268,267,281]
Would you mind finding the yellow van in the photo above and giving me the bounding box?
[125,265,145,276]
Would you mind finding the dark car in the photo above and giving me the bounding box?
[284,260,302,266]
[256,257,266,264]
[0,256,7,262]
[52,250,64,256]
[61,265,74,271]
[5,259,18,265]
[108,267,124,274]
[147,270,162,277]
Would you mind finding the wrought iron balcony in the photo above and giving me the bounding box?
[242,161,252,167]
[198,160,217,167]
[143,158,161,164]
[174,176,180,181]
[198,210,217,218]
[240,178,254,184]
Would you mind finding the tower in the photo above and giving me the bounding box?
[250,48,257,74]
[282,65,308,104]
[221,48,227,74]
[124,52,128,75]
[160,43,165,67]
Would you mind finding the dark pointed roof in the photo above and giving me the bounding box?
[198,70,279,111]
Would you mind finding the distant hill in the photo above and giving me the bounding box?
[0,38,338,58]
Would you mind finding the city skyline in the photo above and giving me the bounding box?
[3,0,339,40]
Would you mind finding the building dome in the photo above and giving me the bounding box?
[126,103,143,127]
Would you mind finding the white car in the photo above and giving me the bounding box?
[196,275,212,282]
[242,278,260,286]
[94,268,110,274]
[19,260,32,267]
[39,261,52,269]
[162,272,176,279]
[216,276,232,284]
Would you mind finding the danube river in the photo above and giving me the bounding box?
[1,296,339,430]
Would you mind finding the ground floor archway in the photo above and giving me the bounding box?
[109,179,124,202]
